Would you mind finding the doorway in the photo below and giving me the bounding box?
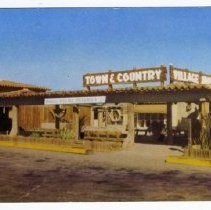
[134,112,167,144]
[0,107,12,134]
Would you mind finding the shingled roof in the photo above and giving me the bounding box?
[0,80,49,92]
[0,83,211,98]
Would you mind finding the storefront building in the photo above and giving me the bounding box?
[0,65,211,151]
[0,80,48,135]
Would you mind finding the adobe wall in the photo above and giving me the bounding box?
[172,102,199,128]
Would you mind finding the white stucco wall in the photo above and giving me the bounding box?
[172,102,199,128]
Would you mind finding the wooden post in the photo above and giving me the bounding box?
[133,83,137,88]
[73,105,79,140]
[160,65,167,86]
[98,110,105,128]
[169,65,174,84]
[188,118,192,147]
[127,103,135,145]
[55,105,60,129]
[199,99,210,149]
[108,84,113,91]
[9,105,19,136]
[167,103,173,144]
[200,100,209,117]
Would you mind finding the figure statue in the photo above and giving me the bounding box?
[50,105,66,129]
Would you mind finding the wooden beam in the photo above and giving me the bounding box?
[188,119,192,147]
[0,97,44,106]
[127,103,135,145]
[73,105,79,140]
[55,105,60,129]
[166,103,173,144]
[106,91,211,104]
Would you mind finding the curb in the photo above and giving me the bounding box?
[165,155,211,168]
[0,140,88,155]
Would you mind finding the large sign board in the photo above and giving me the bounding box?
[83,66,167,88]
[44,96,106,105]
[170,66,211,85]
[201,74,211,84]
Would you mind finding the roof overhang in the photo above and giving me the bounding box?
[0,84,211,106]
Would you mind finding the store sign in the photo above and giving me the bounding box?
[201,75,211,84]
[83,66,166,87]
[44,96,106,105]
[171,69,199,83]
[170,67,211,84]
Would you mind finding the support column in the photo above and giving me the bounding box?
[55,105,60,129]
[167,103,173,144]
[98,111,105,128]
[9,105,19,137]
[187,119,192,147]
[126,103,135,146]
[90,107,94,127]
[200,100,210,117]
[122,104,128,130]
[199,99,210,149]
[73,105,79,140]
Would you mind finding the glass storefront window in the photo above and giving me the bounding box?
[135,113,166,129]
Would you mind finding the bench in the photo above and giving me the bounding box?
[83,127,126,142]
[25,129,60,138]
[41,129,60,138]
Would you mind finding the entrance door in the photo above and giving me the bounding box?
[0,107,12,134]
[135,112,167,143]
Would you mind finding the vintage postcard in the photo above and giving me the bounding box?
[0,1,211,210]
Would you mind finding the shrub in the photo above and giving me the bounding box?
[30,132,41,138]
[59,128,75,140]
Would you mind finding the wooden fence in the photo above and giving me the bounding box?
[184,146,211,159]
[18,105,91,131]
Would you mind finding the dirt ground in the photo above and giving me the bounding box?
[0,143,211,202]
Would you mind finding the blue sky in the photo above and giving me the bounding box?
[0,8,211,90]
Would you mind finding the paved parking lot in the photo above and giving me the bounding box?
[0,143,211,202]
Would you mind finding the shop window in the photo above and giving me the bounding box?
[139,120,145,127]
[136,113,166,129]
